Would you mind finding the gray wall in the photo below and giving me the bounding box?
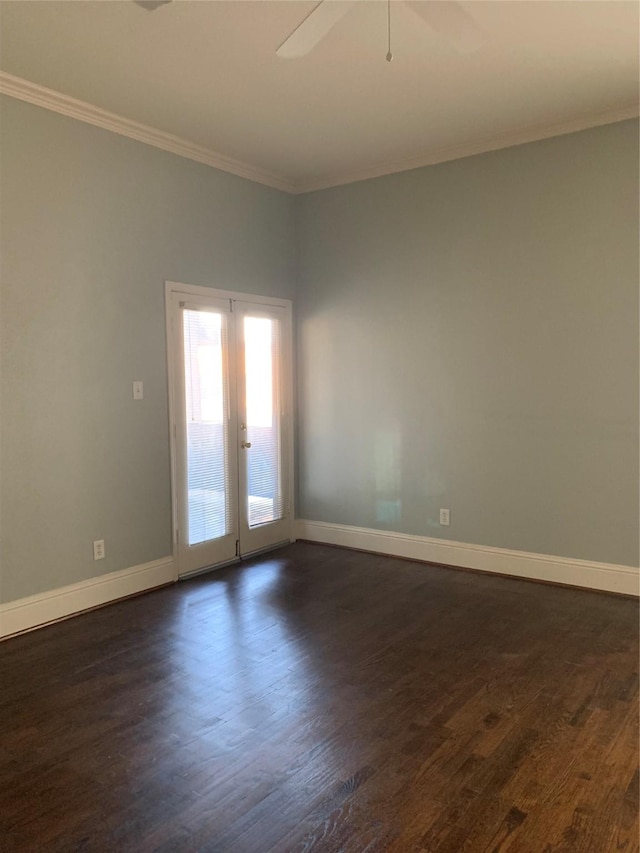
[1,99,637,607]
[295,120,639,567]
[0,96,295,603]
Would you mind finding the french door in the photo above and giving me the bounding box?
[166,283,292,577]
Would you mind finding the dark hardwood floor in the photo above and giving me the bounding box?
[1,543,638,852]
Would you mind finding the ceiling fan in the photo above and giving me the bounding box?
[134,1,485,59]
[277,1,485,59]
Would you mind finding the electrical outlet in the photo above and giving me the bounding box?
[439,508,450,526]
[93,539,105,560]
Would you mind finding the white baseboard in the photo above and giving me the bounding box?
[0,556,176,639]
[2,525,635,640]
[295,520,639,597]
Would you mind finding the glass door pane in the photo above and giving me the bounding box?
[183,308,231,544]
[243,316,283,528]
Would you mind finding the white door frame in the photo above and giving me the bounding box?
[165,280,294,578]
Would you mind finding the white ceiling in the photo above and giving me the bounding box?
[1,1,638,192]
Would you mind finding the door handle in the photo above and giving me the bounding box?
[241,441,252,449]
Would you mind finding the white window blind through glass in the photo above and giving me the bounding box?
[183,308,231,546]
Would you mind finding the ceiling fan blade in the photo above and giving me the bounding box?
[405,1,485,54]
[277,1,356,59]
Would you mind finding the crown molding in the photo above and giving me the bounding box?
[1,71,637,196]
[292,102,640,194]
[0,71,296,194]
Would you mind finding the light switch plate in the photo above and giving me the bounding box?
[133,381,144,400]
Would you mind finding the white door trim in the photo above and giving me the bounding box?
[166,281,292,309]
